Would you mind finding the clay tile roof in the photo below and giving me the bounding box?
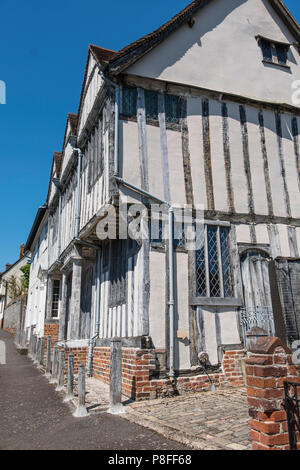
[53,151,63,177]
[68,113,78,136]
[89,44,117,65]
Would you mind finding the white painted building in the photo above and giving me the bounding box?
[24,0,300,375]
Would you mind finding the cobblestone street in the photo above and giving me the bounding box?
[83,378,251,450]
[124,388,251,450]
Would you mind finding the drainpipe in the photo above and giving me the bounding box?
[98,69,176,380]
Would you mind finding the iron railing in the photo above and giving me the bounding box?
[241,306,275,344]
[284,381,300,450]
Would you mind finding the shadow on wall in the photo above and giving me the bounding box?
[136,0,248,78]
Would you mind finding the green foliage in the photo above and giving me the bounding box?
[6,264,30,300]
[6,275,22,300]
[20,264,30,291]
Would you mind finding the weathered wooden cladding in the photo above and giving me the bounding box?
[158,92,171,203]
[292,116,300,193]
[258,110,274,217]
[137,88,149,192]
[221,103,235,214]
[202,99,215,211]
[239,105,257,243]
[180,98,194,206]
[287,226,299,258]
[239,105,255,216]
[275,112,292,218]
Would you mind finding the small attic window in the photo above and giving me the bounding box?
[256,36,290,67]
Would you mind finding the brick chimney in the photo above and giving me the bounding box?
[5,263,12,272]
[19,243,25,259]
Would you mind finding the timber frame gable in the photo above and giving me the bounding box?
[106,0,300,76]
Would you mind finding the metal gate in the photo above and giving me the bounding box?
[284,381,300,450]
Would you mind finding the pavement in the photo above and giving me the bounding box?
[0,329,187,450]
[0,329,251,451]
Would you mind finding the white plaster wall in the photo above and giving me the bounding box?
[127,0,300,106]
[281,115,300,218]
[236,224,251,243]
[218,308,241,345]
[175,252,190,370]
[256,224,270,244]
[147,125,165,201]
[246,106,269,215]
[187,97,207,208]
[209,99,228,212]
[277,223,291,257]
[226,102,249,214]
[167,130,186,205]
[149,251,166,349]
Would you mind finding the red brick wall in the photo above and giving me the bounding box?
[44,323,59,350]
[93,347,245,401]
[246,337,300,450]
[51,344,246,401]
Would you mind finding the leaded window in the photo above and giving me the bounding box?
[109,240,127,307]
[145,89,158,120]
[51,279,60,318]
[165,94,181,124]
[122,87,137,117]
[195,225,233,298]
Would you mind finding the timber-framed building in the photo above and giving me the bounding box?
[24,0,300,398]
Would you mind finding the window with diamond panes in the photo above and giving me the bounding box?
[122,87,137,117]
[220,227,233,297]
[195,226,206,297]
[165,94,181,124]
[145,89,158,120]
[195,225,233,298]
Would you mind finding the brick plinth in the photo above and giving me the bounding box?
[246,336,300,450]
[46,343,245,401]
[44,323,59,350]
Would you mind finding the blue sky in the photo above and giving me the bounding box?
[0,0,299,271]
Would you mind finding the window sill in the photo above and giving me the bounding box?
[262,59,290,70]
[191,297,243,307]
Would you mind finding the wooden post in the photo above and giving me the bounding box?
[109,338,125,414]
[64,354,74,402]
[39,337,45,366]
[45,336,52,375]
[56,350,65,391]
[73,364,88,417]
[34,337,40,363]
[50,346,59,382]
